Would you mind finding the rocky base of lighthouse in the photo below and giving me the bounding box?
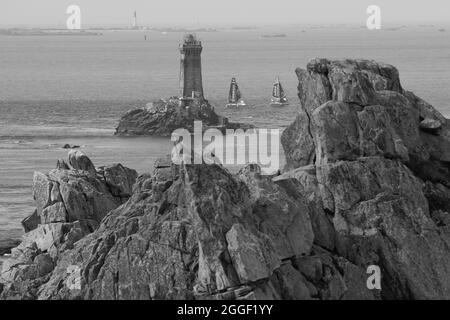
[115,97,252,137]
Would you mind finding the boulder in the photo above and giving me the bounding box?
[420,118,442,134]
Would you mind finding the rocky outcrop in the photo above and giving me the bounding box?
[0,156,377,300]
[115,97,251,137]
[283,58,450,176]
[2,58,450,300]
[281,58,450,299]
[0,152,137,299]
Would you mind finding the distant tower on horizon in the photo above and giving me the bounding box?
[179,34,204,101]
[132,11,138,29]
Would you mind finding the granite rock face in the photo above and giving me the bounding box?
[2,59,450,300]
[115,97,250,137]
[283,58,450,176]
[0,152,137,299]
[0,157,376,300]
[281,58,450,299]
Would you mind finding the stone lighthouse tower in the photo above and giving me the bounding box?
[179,34,204,102]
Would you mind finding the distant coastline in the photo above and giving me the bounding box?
[0,28,102,36]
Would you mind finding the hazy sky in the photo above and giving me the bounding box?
[1,0,449,27]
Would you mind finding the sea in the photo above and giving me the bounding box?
[1,25,450,244]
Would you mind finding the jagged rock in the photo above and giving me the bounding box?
[285,59,412,170]
[327,61,378,106]
[296,58,402,114]
[296,67,332,115]
[21,210,40,233]
[225,223,280,283]
[273,166,335,251]
[283,59,450,190]
[0,152,137,299]
[29,153,137,225]
[115,97,250,137]
[280,58,450,299]
[3,160,317,300]
[56,159,70,170]
[97,164,138,199]
[4,58,450,300]
[32,172,53,216]
[315,157,450,299]
[18,222,88,259]
[68,150,96,175]
[280,108,315,170]
[236,165,314,259]
[41,203,67,223]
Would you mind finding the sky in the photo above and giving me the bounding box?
[0,0,449,27]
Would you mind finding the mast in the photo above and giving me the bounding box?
[273,77,280,98]
[228,78,235,103]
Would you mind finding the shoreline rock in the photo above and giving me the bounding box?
[115,97,252,137]
[281,58,450,299]
[0,151,138,298]
[2,58,450,300]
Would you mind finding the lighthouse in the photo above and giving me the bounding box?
[179,34,204,103]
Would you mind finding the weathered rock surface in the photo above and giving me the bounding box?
[3,58,450,300]
[283,58,450,181]
[0,156,376,300]
[280,58,450,299]
[0,152,137,299]
[115,97,251,137]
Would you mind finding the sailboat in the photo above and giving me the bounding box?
[270,77,289,107]
[226,77,247,108]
